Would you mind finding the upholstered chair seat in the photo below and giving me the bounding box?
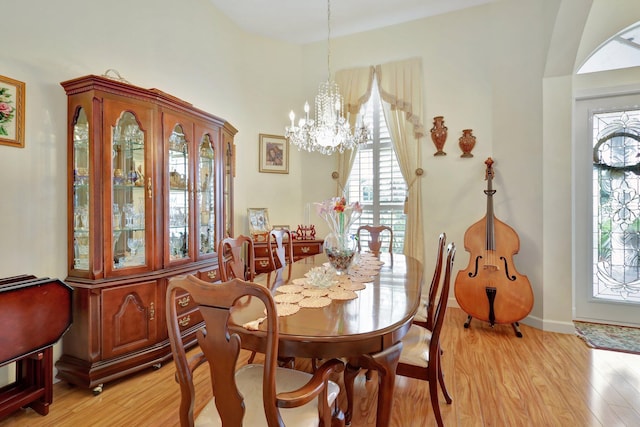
[195,364,341,427]
[398,324,433,369]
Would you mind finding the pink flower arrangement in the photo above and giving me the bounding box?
[315,197,362,236]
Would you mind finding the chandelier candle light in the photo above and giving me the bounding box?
[285,0,369,155]
[316,197,362,274]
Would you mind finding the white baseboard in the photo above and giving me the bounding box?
[447,297,576,335]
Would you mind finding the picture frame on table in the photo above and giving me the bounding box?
[259,133,288,174]
[248,208,271,242]
[0,75,25,148]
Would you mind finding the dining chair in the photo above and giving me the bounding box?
[166,274,345,427]
[267,228,294,269]
[396,242,456,427]
[413,232,447,329]
[267,228,295,281]
[218,235,256,282]
[356,225,393,257]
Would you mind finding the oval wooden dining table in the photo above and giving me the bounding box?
[229,252,424,427]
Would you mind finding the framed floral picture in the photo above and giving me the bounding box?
[0,75,25,148]
[259,133,288,174]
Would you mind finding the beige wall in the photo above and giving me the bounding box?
[1,0,640,384]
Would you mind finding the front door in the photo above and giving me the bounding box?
[574,91,640,326]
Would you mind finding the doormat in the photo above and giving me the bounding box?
[574,321,640,355]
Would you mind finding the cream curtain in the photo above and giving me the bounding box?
[376,58,425,262]
[334,66,374,195]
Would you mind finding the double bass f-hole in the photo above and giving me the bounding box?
[469,255,482,278]
[500,256,516,281]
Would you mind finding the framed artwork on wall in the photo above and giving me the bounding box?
[0,74,25,148]
[259,133,289,174]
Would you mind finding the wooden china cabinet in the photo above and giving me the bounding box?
[56,74,237,394]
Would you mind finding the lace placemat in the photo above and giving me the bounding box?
[259,256,385,319]
[274,293,305,304]
[274,303,300,316]
[299,296,332,308]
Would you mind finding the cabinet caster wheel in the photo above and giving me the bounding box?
[92,384,103,395]
[152,363,162,370]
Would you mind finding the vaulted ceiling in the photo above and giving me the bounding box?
[208,0,496,45]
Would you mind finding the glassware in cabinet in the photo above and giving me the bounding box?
[72,108,90,271]
[198,134,216,255]
[168,124,190,262]
[223,137,234,238]
[111,111,147,270]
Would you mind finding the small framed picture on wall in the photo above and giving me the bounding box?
[259,133,289,174]
[0,74,26,148]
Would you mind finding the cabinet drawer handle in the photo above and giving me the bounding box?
[207,270,217,279]
[301,247,310,253]
[178,295,190,307]
[259,260,269,267]
[178,315,191,327]
[149,302,155,321]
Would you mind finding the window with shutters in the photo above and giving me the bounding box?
[346,81,407,253]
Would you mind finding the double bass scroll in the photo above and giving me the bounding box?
[454,158,533,336]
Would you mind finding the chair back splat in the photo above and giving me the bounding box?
[166,274,345,426]
[268,228,294,270]
[356,225,393,257]
[267,228,295,287]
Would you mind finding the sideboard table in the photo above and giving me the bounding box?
[0,275,72,419]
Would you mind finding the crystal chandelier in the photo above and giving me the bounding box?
[285,0,369,155]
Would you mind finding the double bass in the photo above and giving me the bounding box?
[454,158,533,337]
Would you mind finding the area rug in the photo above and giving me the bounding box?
[574,321,640,355]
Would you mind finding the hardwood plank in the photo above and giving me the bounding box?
[1,308,639,427]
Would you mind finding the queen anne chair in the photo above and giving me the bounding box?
[356,225,393,268]
[267,228,295,285]
[267,228,293,270]
[356,225,393,257]
[166,274,345,427]
[218,235,256,282]
[268,229,294,269]
[396,242,456,427]
[413,232,447,329]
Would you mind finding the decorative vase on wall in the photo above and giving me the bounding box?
[430,116,448,156]
[459,129,476,158]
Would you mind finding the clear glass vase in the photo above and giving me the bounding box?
[324,232,356,275]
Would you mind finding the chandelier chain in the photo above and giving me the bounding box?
[284,0,369,155]
[327,0,331,80]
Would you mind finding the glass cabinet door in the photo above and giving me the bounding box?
[112,111,147,269]
[72,108,90,270]
[198,134,215,255]
[224,139,233,238]
[168,124,190,262]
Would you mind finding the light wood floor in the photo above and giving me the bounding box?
[2,307,639,426]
